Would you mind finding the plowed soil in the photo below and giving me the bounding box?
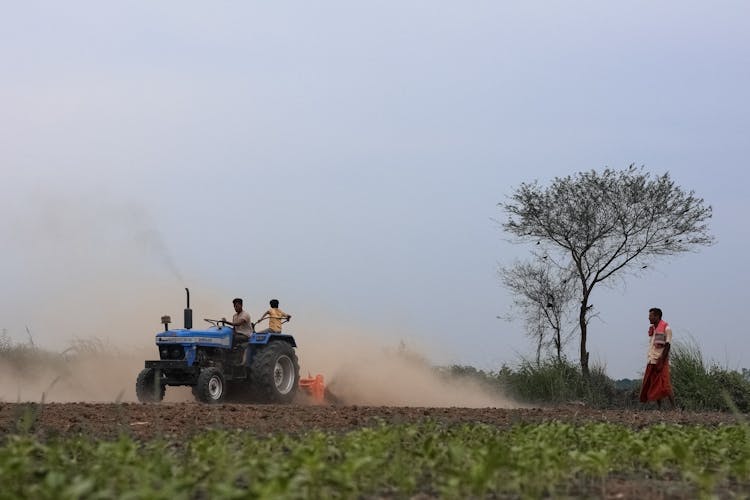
[0,402,743,440]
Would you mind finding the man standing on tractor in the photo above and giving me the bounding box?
[222,298,254,341]
[256,299,292,333]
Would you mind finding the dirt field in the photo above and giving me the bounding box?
[1,402,743,440]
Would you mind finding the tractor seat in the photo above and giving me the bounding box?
[233,333,249,346]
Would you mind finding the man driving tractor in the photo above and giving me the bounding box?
[222,298,253,341]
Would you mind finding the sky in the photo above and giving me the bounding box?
[1,1,749,379]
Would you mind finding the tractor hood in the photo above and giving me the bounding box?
[155,327,233,348]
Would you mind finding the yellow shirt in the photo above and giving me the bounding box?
[266,308,288,333]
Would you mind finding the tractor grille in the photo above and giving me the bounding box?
[159,345,185,360]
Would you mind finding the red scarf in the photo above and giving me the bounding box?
[649,319,669,347]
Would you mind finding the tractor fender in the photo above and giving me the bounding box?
[249,333,297,348]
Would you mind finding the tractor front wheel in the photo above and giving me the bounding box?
[136,368,165,403]
[195,367,226,404]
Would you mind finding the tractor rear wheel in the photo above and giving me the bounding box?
[249,341,300,403]
[136,368,165,403]
[195,367,226,404]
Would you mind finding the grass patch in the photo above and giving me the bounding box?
[444,342,750,411]
[496,358,618,407]
[671,340,750,412]
[442,359,624,408]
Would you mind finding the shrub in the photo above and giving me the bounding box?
[670,340,750,412]
[707,367,750,412]
[495,358,619,408]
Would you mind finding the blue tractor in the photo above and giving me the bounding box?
[136,289,300,404]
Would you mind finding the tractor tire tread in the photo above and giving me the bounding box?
[249,341,300,404]
[136,368,165,403]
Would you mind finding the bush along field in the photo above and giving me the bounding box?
[442,341,750,412]
[2,421,750,499]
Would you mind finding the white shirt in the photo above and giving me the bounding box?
[233,310,253,335]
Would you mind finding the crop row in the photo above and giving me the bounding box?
[2,421,750,499]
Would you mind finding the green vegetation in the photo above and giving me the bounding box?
[2,421,749,499]
[443,359,631,408]
[443,359,635,408]
[495,358,619,407]
[670,341,750,412]
[444,341,750,411]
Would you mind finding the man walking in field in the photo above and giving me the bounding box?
[639,307,676,409]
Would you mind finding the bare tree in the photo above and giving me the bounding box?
[499,258,577,363]
[501,166,714,377]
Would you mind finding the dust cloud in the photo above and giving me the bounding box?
[1,316,518,407]
[0,342,192,403]
[0,191,220,403]
[1,192,517,407]
[295,328,517,408]
[0,285,229,403]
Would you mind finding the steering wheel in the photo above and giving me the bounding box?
[203,318,227,328]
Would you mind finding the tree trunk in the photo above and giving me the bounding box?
[579,300,590,378]
[535,327,542,366]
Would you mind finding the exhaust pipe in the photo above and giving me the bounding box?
[184,287,192,329]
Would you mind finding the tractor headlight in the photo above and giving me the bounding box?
[170,346,184,359]
[160,348,169,358]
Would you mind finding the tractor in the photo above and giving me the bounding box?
[136,289,303,404]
